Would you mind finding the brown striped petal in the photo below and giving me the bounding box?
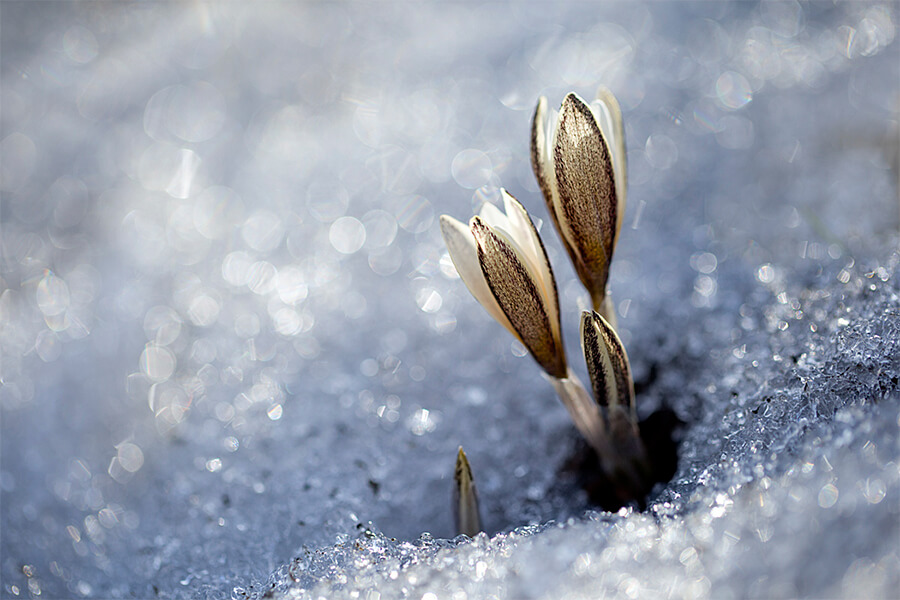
[531,97,583,281]
[495,190,562,351]
[530,97,559,233]
[554,93,620,306]
[581,310,634,410]
[472,217,566,379]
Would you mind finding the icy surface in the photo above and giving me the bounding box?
[1,2,898,599]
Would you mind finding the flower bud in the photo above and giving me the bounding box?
[440,189,566,378]
[581,310,635,419]
[532,90,627,314]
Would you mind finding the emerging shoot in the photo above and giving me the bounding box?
[453,447,482,537]
[581,310,649,500]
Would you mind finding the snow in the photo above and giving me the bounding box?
[1,2,898,599]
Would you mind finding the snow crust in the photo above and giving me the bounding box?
[1,3,898,599]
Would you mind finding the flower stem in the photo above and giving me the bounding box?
[592,293,618,331]
[549,369,651,503]
[548,370,606,452]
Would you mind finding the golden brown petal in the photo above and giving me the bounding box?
[554,93,619,306]
[531,98,583,284]
[581,310,633,409]
[472,217,566,379]
[499,190,563,351]
[440,215,518,340]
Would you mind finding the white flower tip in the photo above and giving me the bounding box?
[593,86,620,113]
[533,96,548,125]
[439,213,465,238]
[498,188,522,215]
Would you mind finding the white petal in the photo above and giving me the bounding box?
[547,369,607,452]
[532,97,569,254]
[532,96,549,167]
[532,96,557,171]
[478,201,510,231]
[542,106,558,167]
[477,201,531,280]
[592,87,627,237]
[499,190,540,270]
[439,215,516,339]
[476,199,533,280]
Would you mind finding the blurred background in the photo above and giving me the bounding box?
[1,2,897,598]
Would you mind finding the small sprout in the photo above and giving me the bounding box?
[581,310,649,500]
[453,446,482,537]
[531,90,626,323]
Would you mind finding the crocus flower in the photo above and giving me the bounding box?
[440,189,566,379]
[531,89,627,317]
[441,190,608,456]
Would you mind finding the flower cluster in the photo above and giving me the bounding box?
[443,90,649,531]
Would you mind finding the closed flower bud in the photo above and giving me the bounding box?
[440,189,567,379]
[581,310,635,418]
[531,90,627,316]
[582,310,649,498]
